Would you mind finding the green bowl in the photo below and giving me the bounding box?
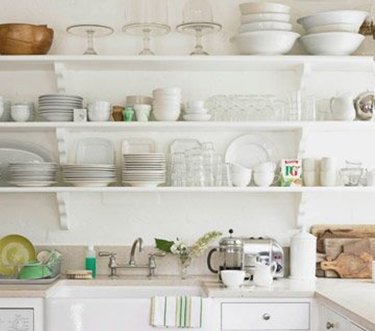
[18,263,52,280]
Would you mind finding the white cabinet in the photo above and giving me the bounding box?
[320,305,369,331]
[221,302,310,330]
[349,323,368,331]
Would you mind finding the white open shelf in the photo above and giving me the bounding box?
[0,55,374,72]
[1,121,375,132]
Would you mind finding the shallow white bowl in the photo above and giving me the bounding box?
[299,32,365,55]
[153,111,180,121]
[240,2,290,15]
[240,21,292,33]
[241,13,290,24]
[231,171,252,187]
[297,10,368,31]
[234,30,300,55]
[306,23,360,34]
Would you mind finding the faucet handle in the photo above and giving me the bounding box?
[98,251,117,257]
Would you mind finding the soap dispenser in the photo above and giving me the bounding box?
[289,227,316,280]
[85,245,97,278]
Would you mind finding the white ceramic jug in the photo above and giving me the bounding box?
[330,92,356,121]
[253,261,277,287]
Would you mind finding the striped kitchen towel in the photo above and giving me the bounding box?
[150,296,203,328]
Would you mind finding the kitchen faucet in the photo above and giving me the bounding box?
[99,237,165,278]
[129,237,143,266]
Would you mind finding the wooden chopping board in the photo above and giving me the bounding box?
[324,238,374,261]
[320,252,372,278]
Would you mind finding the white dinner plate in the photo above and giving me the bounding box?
[225,134,279,169]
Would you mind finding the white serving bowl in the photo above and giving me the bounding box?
[297,10,368,32]
[221,270,246,289]
[153,110,180,121]
[234,30,300,55]
[240,2,290,15]
[231,171,252,187]
[299,32,365,55]
[240,21,292,33]
[241,13,290,24]
[306,23,360,34]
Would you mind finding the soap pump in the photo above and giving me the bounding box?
[85,245,97,278]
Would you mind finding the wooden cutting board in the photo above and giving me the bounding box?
[320,252,372,278]
[324,238,374,261]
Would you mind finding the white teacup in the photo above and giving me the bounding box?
[221,270,245,289]
[253,171,274,187]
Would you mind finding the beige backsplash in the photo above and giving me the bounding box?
[37,245,290,277]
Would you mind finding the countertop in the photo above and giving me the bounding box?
[0,276,374,329]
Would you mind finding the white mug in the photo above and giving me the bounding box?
[253,262,277,287]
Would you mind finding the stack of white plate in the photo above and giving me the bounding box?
[62,164,116,187]
[122,153,166,187]
[297,10,368,55]
[152,88,181,121]
[8,162,58,187]
[38,94,83,122]
[234,2,300,55]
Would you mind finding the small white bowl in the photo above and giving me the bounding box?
[253,171,275,187]
[297,10,368,31]
[241,13,290,24]
[299,32,364,55]
[240,21,292,33]
[153,110,180,121]
[221,270,246,289]
[229,163,252,175]
[231,172,252,187]
[306,23,360,34]
[234,30,300,55]
[184,107,209,115]
[239,2,290,15]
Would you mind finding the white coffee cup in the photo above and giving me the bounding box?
[221,270,245,289]
[11,104,32,122]
[321,157,336,171]
[320,171,336,187]
[254,171,274,187]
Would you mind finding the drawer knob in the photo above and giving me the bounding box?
[262,313,271,321]
[326,322,335,329]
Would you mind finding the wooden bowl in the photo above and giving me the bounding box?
[0,23,54,55]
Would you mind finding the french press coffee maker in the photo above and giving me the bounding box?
[207,229,244,275]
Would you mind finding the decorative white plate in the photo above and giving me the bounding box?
[75,138,114,165]
[225,134,279,169]
[122,138,156,154]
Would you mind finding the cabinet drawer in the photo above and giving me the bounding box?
[221,302,310,330]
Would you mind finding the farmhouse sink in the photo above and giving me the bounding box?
[48,284,205,298]
[46,282,209,331]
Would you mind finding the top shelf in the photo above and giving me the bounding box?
[0,55,374,72]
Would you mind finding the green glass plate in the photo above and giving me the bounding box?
[0,234,36,276]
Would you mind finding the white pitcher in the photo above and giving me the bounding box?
[253,261,277,287]
[330,92,356,121]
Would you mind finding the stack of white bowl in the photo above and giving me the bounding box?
[229,163,252,187]
[298,10,368,55]
[8,162,58,187]
[234,2,300,55]
[183,100,212,121]
[152,88,181,121]
[253,162,276,187]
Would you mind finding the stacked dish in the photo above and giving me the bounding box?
[38,94,83,122]
[62,164,116,187]
[152,88,181,121]
[183,100,211,121]
[234,2,300,55]
[7,162,58,187]
[122,153,166,187]
[298,10,368,55]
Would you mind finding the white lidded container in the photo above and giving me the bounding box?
[289,227,317,280]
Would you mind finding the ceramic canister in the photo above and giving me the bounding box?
[289,227,317,280]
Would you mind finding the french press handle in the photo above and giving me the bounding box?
[207,248,219,273]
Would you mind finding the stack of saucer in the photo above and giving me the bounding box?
[183,100,212,121]
[38,94,83,122]
[7,162,58,187]
[152,88,181,121]
[62,164,116,187]
[122,153,166,187]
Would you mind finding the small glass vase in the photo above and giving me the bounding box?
[179,255,192,280]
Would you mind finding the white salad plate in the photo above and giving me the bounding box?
[76,137,114,165]
[225,134,279,169]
